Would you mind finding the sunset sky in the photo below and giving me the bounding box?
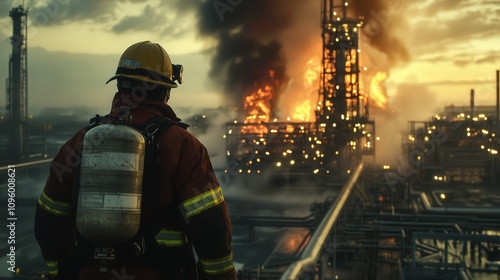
[0,0,499,121]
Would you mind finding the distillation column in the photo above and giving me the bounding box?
[7,5,28,163]
[316,0,372,172]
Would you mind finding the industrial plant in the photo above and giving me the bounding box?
[1,1,500,280]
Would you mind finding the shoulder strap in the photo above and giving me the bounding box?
[88,114,110,129]
[136,115,189,235]
[137,115,188,140]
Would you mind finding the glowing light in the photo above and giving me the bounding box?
[276,162,282,167]
[290,160,295,165]
[440,193,446,199]
[383,165,390,170]
[369,71,388,109]
[292,100,313,121]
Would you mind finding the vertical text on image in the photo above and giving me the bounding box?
[6,165,17,273]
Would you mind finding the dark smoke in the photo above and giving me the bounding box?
[176,0,410,113]
[349,0,410,64]
[181,0,310,110]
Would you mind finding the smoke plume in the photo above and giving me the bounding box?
[191,0,307,113]
[349,0,410,65]
[178,0,410,115]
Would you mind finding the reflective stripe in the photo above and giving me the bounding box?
[38,191,71,217]
[155,229,187,246]
[182,186,224,218]
[200,253,234,275]
[45,260,58,276]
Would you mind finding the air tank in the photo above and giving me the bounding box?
[76,108,145,246]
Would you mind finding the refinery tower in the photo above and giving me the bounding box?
[6,5,29,163]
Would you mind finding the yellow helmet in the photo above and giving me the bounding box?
[106,41,183,88]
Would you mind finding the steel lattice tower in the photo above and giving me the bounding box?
[316,0,374,171]
[6,5,28,163]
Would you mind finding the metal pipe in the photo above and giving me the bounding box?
[470,89,474,117]
[281,163,363,280]
[497,70,499,132]
[418,192,500,215]
[0,158,51,171]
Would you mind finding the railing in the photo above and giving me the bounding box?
[0,158,52,171]
[281,163,364,280]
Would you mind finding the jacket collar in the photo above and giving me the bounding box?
[110,91,180,124]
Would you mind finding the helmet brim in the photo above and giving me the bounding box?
[106,74,178,88]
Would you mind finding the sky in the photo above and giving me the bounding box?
[0,0,499,114]
[1,0,500,165]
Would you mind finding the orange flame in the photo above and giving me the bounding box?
[303,58,320,89]
[244,85,273,123]
[292,100,312,121]
[370,71,388,109]
[287,57,320,122]
[241,70,277,134]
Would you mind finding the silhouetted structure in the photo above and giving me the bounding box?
[6,5,28,163]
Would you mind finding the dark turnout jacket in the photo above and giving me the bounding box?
[34,92,236,280]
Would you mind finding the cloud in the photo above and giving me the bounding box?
[412,3,500,57]
[110,4,190,39]
[1,0,153,25]
[25,0,116,25]
[422,0,477,16]
[111,5,158,33]
[421,50,500,66]
[475,51,500,64]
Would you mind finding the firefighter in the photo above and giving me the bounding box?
[34,41,236,280]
